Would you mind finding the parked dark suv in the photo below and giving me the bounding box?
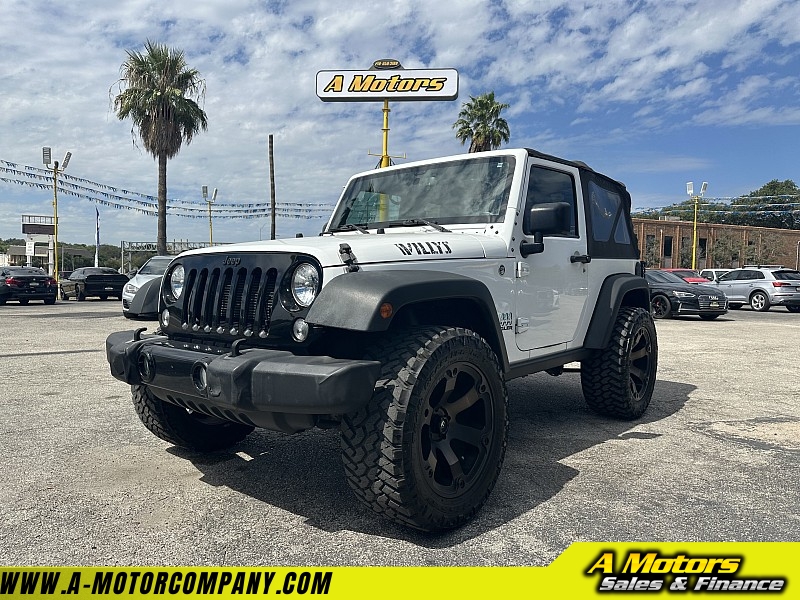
[0,266,58,305]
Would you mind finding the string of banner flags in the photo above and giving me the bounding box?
[7,158,799,221]
[0,160,333,220]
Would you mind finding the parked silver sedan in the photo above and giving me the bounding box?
[708,267,800,312]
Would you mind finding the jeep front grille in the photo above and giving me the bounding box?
[180,266,278,337]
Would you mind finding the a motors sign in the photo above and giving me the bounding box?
[316,69,458,102]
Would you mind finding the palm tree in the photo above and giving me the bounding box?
[453,92,510,152]
[113,41,208,255]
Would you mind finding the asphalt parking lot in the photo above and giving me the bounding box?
[1,300,798,566]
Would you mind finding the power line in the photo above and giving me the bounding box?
[0,160,332,220]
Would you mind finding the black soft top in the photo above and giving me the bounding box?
[525,148,627,190]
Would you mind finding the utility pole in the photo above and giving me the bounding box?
[42,147,72,283]
[269,134,276,240]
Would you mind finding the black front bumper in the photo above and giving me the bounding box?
[106,330,382,433]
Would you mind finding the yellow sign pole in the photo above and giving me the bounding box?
[380,99,391,168]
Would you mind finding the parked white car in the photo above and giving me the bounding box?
[699,268,731,282]
[121,256,173,318]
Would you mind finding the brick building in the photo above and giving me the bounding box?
[633,218,800,271]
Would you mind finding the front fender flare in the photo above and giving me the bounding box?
[128,277,161,317]
[306,270,501,333]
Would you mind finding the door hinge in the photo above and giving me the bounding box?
[515,317,529,334]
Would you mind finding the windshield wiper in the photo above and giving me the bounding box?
[386,219,451,233]
[325,223,370,234]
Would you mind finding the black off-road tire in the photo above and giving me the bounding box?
[581,307,658,420]
[650,294,671,319]
[341,327,509,532]
[749,291,770,312]
[132,384,254,452]
[44,296,56,305]
[787,305,800,313]
[18,298,30,305]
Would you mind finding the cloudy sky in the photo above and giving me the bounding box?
[2,0,799,247]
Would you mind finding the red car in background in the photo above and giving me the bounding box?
[661,268,709,284]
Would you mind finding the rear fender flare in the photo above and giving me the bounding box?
[584,274,650,349]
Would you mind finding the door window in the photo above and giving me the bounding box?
[523,166,577,236]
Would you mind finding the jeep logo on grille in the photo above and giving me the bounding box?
[223,256,241,266]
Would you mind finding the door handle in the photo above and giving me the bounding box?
[570,254,591,264]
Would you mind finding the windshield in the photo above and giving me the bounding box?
[646,270,686,284]
[139,257,173,275]
[327,155,515,230]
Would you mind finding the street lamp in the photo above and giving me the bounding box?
[43,147,72,283]
[688,180,708,270]
[202,186,217,246]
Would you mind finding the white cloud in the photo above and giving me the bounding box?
[1,0,800,246]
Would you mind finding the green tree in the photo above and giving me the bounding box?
[0,238,25,254]
[112,41,208,255]
[710,230,742,268]
[453,92,510,152]
[633,179,800,230]
[679,241,693,268]
[744,231,783,265]
[643,235,660,268]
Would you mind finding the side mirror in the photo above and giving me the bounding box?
[520,202,571,257]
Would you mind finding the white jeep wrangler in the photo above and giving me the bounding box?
[106,148,657,531]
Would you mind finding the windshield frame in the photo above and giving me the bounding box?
[326,155,516,231]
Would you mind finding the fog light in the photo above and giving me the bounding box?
[160,309,170,328]
[291,318,309,342]
[191,363,208,392]
[138,352,155,382]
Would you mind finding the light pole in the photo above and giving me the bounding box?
[795,240,800,271]
[43,147,72,283]
[202,186,217,246]
[688,180,708,270]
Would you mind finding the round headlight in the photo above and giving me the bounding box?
[291,263,319,308]
[168,264,185,299]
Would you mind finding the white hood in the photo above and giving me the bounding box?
[178,228,509,267]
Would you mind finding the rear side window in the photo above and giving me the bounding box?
[719,271,741,281]
[582,174,638,259]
